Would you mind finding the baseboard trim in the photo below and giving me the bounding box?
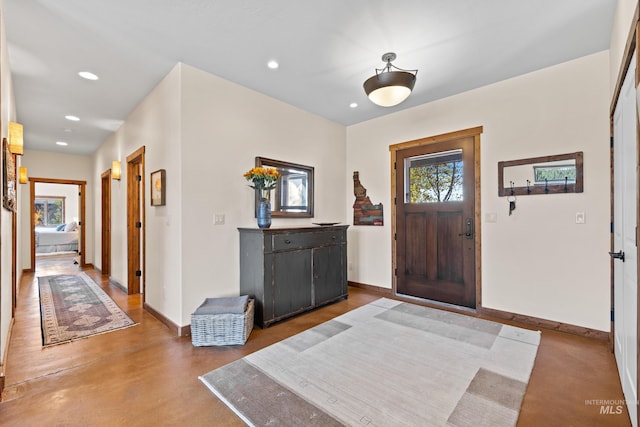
[348,281,393,295]
[143,302,190,337]
[478,306,609,341]
[0,317,15,398]
[347,281,608,341]
[108,277,127,293]
[180,324,191,337]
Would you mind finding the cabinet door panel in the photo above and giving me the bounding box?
[273,250,312,318]
[314,245,346,305]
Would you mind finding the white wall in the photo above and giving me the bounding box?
[0,4,16,369]
[610,0,637,94]
[93,63,182,321]
[92,63,347,327]
[346,51,611,331]
[19,150,94,270]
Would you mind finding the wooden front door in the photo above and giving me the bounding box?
[395,132,477,308]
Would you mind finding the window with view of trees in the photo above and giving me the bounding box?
[406,150,463,203]
[533,164,577,184]
[34,197,65,226]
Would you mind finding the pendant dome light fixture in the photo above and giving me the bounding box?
[363,52,417,107]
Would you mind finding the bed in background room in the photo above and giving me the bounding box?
[35,222,79,254]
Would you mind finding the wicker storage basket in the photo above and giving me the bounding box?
[191,299,254,346]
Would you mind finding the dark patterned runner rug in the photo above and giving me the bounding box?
[38,273,136,346]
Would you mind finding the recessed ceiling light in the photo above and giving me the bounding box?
[267,60,279,69]
[56,141,68,146]
[65,115,80,121]
[349,102,358,108]
[78,71,99,81]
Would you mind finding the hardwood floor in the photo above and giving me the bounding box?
[0,258,631,426]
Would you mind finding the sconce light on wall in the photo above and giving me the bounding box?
[8,122,24,155]
[112,161,121,180]
[19,166,27,184]
[363,52,417,107]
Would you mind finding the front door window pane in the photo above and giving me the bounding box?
[405,150,463,203]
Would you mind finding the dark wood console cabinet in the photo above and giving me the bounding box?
[239,225,348,328]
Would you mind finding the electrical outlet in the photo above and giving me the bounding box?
[214,213,225,225]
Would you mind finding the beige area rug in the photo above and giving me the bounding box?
[200,298,541,427]
[38,272,136,346]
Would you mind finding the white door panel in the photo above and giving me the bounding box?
[613,52,637,427]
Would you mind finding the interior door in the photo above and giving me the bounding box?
[612,52,638,427]
[101,170,111,276]
[396,136,476,308]
[127,148,145,295]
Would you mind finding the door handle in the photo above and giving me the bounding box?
[609,250,625,262]
[465,218,473,239]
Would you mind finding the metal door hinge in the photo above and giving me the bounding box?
[136,221,142,228]
[135,270,142,277]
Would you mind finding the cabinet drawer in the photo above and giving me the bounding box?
[272,230,343,251]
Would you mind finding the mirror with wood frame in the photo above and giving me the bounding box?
[255,157,314,217]
[498,151,583,196]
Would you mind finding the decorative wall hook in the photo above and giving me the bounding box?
[508,195,516,216]
[526,179,531,194]
[510,181,515,196]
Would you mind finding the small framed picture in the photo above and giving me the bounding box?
[151,169,166,206]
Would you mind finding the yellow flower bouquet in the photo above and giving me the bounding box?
[244,166,280,191]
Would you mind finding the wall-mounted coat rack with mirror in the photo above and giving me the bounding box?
[255,157,314,217]
[498,151,583,196]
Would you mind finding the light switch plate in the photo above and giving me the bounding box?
[575,212,585,224]
[214,213,225,225]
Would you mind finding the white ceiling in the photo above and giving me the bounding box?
[4,0,617,155]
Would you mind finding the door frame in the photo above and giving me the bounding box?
[101,169,111,276]
[126,146,145,297]
[28,177,87,271]
[390,126,483,308]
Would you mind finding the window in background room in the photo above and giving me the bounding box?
[34,197,65,227]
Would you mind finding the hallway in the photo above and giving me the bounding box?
[0,259,631,426]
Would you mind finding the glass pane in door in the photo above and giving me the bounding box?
[405,149,463,203]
